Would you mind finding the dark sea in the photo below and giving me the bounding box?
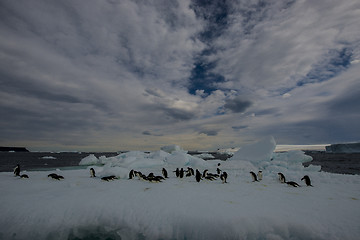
[1,151,359,175]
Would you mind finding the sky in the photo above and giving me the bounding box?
[1,0,360,152]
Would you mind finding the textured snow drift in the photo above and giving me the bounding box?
[1,138,359,240]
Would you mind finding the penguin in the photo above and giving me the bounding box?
[128,169,134,179]
[179,168,184,178]
[216,168,222,175]
[195,169,202,182]
[220,172,228,183]
[257,171,263,181]
[278,172,286,183]
[174,168,180,177]
[48,173,64,180]
[20,174,29,179]
[202,169,208,178]
[250,171,258,182]
[186,167,194,177]
[90,168,96,178]
[205,175,216,181]
[286,181,300,187]
[48,173,58,178]
[301,175,313,187]
[14,164,20,177]
[162,168,168,178]
[101,175,117,181]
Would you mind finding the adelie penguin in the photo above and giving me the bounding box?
[301,175,313,187]
[129,169,135,179]
[179,168,184,178]
[90,168,96,178]
[220,172,228,183]
[48,173,64,180]
[162,168,168,178]
[195,169,202,182]
[20,174,29,179]
[257,171,263,181]
[174,168,180,178]
[13,164,20,177]
[250,171,259,182]
[278,172,286,183]
[101,175,117,181]
[286,181,300,187]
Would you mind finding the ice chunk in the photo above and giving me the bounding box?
[78,154,100,165]
[160,144,187,153]
[229,136,276,164]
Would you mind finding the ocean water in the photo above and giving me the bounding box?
[0,152,119,172]
[1,151,359,174]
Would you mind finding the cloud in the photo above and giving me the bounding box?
[224,96,252,113]
[0,0,359,151]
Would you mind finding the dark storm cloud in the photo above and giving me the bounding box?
[142,131,163,137]
[224,97,252,113]
[232,125,248,131]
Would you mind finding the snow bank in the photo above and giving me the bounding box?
[3,141,358,239]
[1,166,359,239]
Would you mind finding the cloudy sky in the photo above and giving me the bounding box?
[1,0,359,151]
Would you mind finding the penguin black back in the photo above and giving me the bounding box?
[286,181,300,187]
[90,168,96,178]
[301,175,313,186]
[278,172,286,183]
[14,164,20,177]
[220,172,228,183]
[250,171,258,182]
[179,168,184,178]
[162,168,168,178]
[195,169,201,182]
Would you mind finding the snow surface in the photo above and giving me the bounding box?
[1,138,360,240]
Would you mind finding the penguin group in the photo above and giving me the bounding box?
[277,172,313,187]
[249,171,263,182]
[128,169,165,183]
[11,164,313,188]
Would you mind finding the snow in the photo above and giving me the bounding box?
[1,138,360,240]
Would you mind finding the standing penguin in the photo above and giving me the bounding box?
[162,168,168,178]
[129,169,135,179]
[174,168,180,177]
[278,172,286,183]
[195,169,202,182]
[13,164,20,177]
[220,172,228,183]
[90,168,96,178]
[257,171,263,181]
[250,171,258,182]
[179,168,184,178]
[301,175,313,186]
